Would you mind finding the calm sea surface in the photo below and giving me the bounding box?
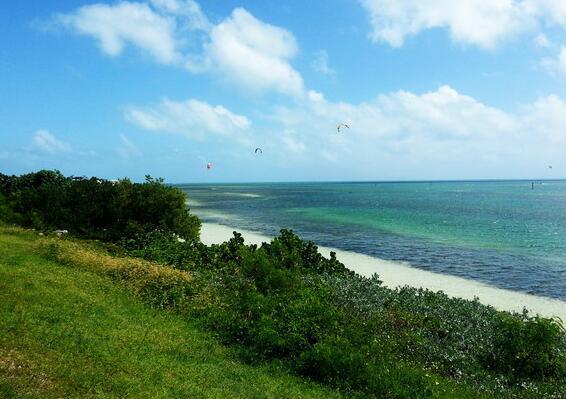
[179,181,566,300]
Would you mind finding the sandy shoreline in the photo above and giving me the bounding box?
[201,222,566,320]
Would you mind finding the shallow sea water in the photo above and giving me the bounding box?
[179,181,566,300]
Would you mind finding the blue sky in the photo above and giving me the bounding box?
[2,0,566,183]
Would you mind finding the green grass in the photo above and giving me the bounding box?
[0,228,343,398]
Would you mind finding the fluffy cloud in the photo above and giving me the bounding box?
[359,0,566,49]
[56,0,209,68]
[360,0,528,48]
[373,86,518,139]
[57,2,182,65]
[125,98,251,139]
[121,86,566,177]
[206,8,304,97]
[56,2,304,97]
[523,94,566,143]
[32,130,72,153]
[524,0,566,25]
[277,85,517,142]
[266,85,566,178]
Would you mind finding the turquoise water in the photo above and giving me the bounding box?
[179,181,566,300]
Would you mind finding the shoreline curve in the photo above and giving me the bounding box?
[200,222,566,320]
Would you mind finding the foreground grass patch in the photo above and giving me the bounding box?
[3,226,564,398]
[0,228,343,398]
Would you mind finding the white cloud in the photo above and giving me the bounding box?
[125,98,251,139]
[56,2,304,97]
[523,94,566,143]
[312,50,336,76]
[524,0,566,25]
[266,85,540,174]
[359,0,566,49]
[307,90,325,102]
[32,130,72,153]
[262,84,566,179]
[57,2,183,65]
[359,0,529,48]
[149,0,211,31]
[542,46,566,75]
[278,85,517,142]
[374,85,518,139]
[206,8,304,97]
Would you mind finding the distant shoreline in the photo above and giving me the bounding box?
[173,178,565,186]
[201,222,566,320]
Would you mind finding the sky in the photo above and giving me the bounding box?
[2,0,566,183]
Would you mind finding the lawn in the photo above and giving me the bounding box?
[0,228,343,398]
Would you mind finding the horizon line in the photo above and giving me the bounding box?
[172,178,565,186]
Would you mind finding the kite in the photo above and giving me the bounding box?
[337,123,350,133]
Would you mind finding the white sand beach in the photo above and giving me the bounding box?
[201,222,566,321]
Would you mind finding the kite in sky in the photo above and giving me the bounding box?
[337,123,350,133]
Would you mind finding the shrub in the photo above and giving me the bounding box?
[0,193,20,224]
[0,171,201,243]
[246,286,343,358]
[298,336,433,399]
[118,226,566,396]
[119,230,200,270]
[482,313,566,380]
[261,229,351,275]
[240,248,300,294]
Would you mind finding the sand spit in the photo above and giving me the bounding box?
[201,223,566,320]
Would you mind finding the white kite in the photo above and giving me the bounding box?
[336,123,350,133]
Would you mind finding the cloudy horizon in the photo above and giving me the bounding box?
[1,0,566,183]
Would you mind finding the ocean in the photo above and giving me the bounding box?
[179,180,566,301]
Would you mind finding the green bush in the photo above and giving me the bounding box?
[262,229,351,275]
[0,171,201,243]
[240,248,300,294]
[119,230,200,270]
[482,313,566,380]
[247,287,343,358]
[298,336,433,399]
[0,193,20,224]
[132,226,566,397]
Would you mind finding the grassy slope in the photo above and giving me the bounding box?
[0,228,343,399]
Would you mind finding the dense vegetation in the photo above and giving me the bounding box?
[0,170,200,242]
[2,170,565,398]
[120,230,566,398]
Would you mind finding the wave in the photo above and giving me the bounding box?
[222,192,263,198]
